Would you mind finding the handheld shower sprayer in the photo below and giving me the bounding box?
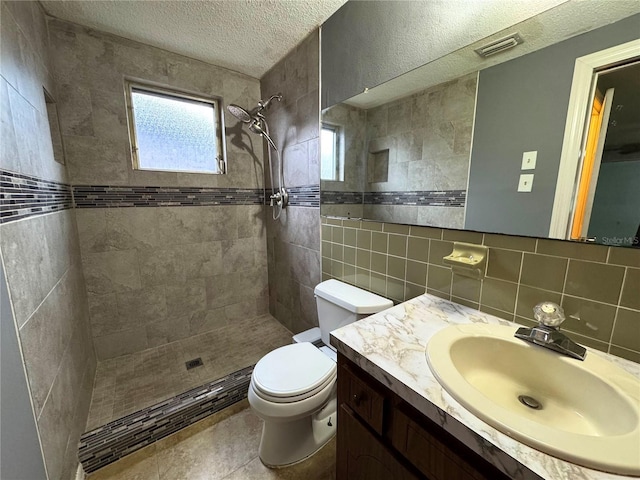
[248,116,278,152]
[227,94,282,152]
[226,94,287,218]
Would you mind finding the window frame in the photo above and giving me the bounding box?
[124,80,228,175]
[321,122,344,181]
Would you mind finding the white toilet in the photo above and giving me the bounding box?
[248,279,393,467]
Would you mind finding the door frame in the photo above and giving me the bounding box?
[548,39,640,239]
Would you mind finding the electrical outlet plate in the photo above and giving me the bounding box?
[518,174,534,192]
[522,151,537,170]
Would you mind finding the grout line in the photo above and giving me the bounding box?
[607,307,619,354]
[608,267,629,352]
[560,255,571,307]
[512,250,526,319]
[19,261,72,331]
[609,344,640,357]
[616,267,627,307]
[562,292,621,308]
[220,455,259,480]
[425,240,432,292]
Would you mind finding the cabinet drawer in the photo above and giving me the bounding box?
[391,406,508,480]
[338,363,386,435]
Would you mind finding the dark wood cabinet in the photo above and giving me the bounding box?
[336,354,511,480]
[338,404,420,480]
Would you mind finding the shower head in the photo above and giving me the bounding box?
[227,94,283,152]
[227,104,253,124]
[228,93,282,124]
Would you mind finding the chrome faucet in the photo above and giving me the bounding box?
[514,302,587,361]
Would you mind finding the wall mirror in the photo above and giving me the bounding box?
[320,5,640,248]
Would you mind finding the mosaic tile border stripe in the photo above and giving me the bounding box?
[73,185,265,208]
[288,184,320,207]
[78,366,253,473]
[321,190,364,205]
[321,190,466,207]
[0,169,73,224]
[364,190,466,207]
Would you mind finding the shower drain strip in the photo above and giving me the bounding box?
[78,365,254,474]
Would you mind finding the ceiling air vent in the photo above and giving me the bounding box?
[475,33,523,58]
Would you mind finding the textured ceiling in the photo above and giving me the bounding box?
[41,0,348,79]
[39,0,640,88]
[344,0,640,108]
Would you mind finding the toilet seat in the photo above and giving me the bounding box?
[252,342,337,404]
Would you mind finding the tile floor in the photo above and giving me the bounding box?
[87,400,336,480]
[86,314,293,429]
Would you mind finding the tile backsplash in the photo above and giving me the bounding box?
[321,216,640,363]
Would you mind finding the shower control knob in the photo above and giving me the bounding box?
[270,191,285,207]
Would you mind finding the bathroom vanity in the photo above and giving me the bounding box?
[337,355,510,479]
[330,294,640,480]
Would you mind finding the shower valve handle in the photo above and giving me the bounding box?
[269,192,282,207]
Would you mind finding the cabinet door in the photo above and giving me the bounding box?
[338,363,386,434]
[337,404,421,480]
[390,405,510,480]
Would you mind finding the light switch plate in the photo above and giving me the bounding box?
[522,151,537,170]
[518,174,534,192]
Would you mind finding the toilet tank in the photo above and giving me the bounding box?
[314,279,393,347]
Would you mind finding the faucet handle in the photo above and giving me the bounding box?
[533,302,565,328]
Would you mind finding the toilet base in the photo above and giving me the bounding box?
[258,396,337,467]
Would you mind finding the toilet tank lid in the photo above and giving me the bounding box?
[314,279,393,314]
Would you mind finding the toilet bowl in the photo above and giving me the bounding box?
[248,279,393,467]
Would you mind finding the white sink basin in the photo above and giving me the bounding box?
[426,323,640,475]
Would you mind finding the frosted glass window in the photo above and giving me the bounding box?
[321,123,343,181]
[127,84,225,174]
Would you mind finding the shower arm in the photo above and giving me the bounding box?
[258,94,283,111]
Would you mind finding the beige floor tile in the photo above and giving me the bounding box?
[222,438,337,480]
[156,408,263,480]
[87,445,159,480]
[88,404,336,480]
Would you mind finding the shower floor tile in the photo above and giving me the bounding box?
[86,314,293,430]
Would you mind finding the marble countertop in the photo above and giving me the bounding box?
[330,293,640,480]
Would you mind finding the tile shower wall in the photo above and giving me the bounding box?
[260,31,322,333]
[322,217,640,363]
[48,19,270,359]
[321,103,366,219]
[321,73,477,228]
[0,2,96,478]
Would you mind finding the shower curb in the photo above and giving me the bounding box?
[78,365,253,474]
